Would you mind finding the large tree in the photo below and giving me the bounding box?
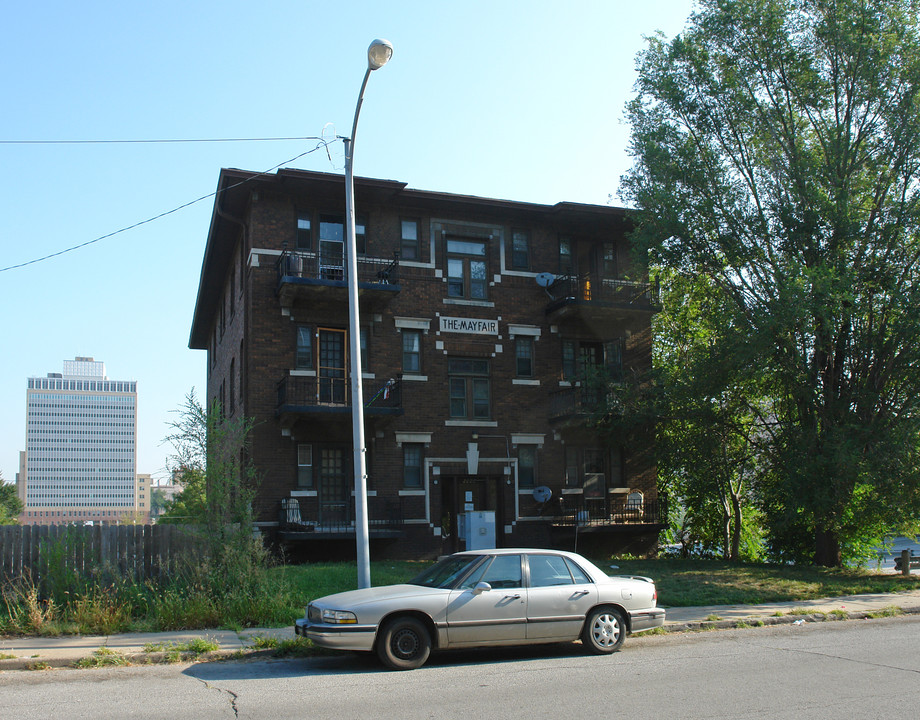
[622,0,920,565]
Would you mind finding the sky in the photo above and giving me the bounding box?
[0,0,696,485]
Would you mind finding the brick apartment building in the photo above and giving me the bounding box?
[189,168,664,559]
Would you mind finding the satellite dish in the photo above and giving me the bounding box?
[535,272,555,288]
[532,486,552,504]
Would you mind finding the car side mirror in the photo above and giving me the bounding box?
[472,581,492,595]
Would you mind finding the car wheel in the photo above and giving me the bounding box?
[377,616,431,670]
[582,607,625,654]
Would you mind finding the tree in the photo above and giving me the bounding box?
[622,0,920,565]
[655,270,770,561]
[0,472,24,525]
[160,390,258,549]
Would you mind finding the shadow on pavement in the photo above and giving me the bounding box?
[183,642,591,681]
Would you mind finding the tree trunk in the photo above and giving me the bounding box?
[730,492,743,561]
[815,528,842,567]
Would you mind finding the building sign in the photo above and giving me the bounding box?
[439,316,499,335]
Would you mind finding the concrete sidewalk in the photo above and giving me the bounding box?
[3,588,920,672]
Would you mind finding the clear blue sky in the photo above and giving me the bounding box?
[0,0,695,484]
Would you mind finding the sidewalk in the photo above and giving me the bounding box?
[3,588,920,672]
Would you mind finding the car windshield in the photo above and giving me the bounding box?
[408,555,484,588]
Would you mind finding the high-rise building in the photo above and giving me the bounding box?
[20,357,141,525]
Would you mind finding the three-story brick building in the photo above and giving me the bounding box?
[189,168,664,559]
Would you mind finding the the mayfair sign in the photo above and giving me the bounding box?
[439,316,499,336]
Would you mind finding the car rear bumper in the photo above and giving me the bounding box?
[294,618,377,651]
[628,607,666,633]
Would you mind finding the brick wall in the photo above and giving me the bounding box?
[197,172,660,558]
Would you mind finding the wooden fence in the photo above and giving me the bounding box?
[0,524,206,587]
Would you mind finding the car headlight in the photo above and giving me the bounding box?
[321,608,358,624]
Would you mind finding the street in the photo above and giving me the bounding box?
[3,617,919,719]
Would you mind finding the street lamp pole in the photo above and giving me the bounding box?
[344,38,393,589]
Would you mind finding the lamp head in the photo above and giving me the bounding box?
[367,39,394,70]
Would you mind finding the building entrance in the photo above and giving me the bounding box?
[441,474,504,553]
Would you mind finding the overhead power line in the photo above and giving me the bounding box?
[0,138,338,273]
[0,136,316,145]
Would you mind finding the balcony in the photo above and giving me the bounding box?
[276,375,403,426]
[551,496,667,530]
[548,385,616,423]
[545,274,659,325]
[276,249,400,309]
[279,496,406,540]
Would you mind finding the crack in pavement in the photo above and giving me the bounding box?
[195,676,241,717]
[733,636,920,676]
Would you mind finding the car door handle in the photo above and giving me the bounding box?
[504,594,522,600]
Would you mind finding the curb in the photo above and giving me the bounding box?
[660,603,920,634]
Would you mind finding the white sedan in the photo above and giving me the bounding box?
[294,548,665,670]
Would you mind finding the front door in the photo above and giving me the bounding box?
[446,553,527,646]
[317,446,350,525]
[441,475,502,554]
[318,328,346,405]
[525,553,597,640]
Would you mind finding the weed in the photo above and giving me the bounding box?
[176,637,220,655]
[867,605,903,619]
[0,652,16,660]
[26,661,51,671]
[705,614,723,621]
[74,647,129,669]
[735,620,752,628]
[273,637,315,658]
[248,635,280,650]
[828,609,849,619]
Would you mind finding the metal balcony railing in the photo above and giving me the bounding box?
[547,275,658,309]
[551,496,667,527]
[276,375,402,415]
[277,249,400,287]
[279,495,405,534]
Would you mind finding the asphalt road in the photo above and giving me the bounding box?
[4,617,919,719]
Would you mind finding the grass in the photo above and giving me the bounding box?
[4,553,920,637]
[603,557,920,607]
[73,647,129,669]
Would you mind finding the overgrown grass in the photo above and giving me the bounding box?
[4,551,920,636]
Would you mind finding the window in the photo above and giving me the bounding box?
[565,446,609,498]
[510,229,530,270]
[446,238,487,300]
[360,327,369,368]
[529,554,575,587]
[356,216,367,255]
[562,339,623,382]
[296,327,313,369]
[401,219,420,260]
[559,236,574,274]
[460,554,523,589]
[296,212,312,250]
[297,444,313,488]
[403,443,423,488]
[518,445,536,488]
[602,241,617,278]
[319,215,344,279]
[515,337,534,377]
[402,330,421,373]
[448,358,490,419]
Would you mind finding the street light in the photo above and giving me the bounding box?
[345,38,393,589]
